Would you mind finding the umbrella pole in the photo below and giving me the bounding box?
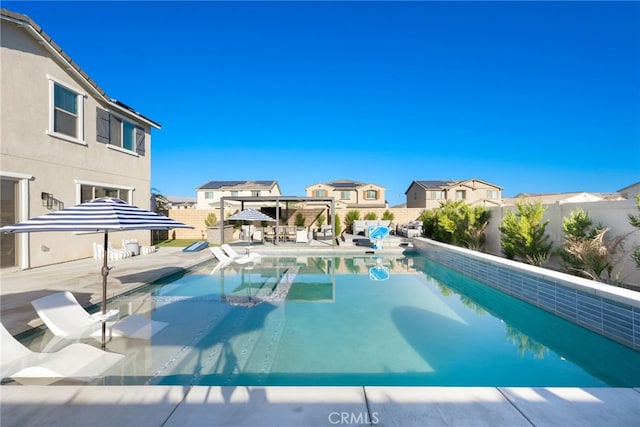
[101,231,109,349]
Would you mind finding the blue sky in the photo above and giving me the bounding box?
[6,1,639,205]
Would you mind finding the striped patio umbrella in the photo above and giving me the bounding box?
[0,197,193,346]
[227,208,276,246]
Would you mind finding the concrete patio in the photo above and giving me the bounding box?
[1,241,639,426]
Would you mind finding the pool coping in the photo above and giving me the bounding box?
[2,385,640,427]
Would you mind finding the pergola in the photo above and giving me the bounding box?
[219,196,336,246]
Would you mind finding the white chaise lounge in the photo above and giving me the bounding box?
[31,291,167,340]
[221,244,261,260]
[1,323,124,385]
[210,246,253,264]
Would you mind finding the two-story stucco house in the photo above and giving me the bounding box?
[405,179,502,209]
[195,180,282,209]
[1,9,160,269]
[305,179,387,209]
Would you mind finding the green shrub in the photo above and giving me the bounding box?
[382,209,395,222]
[333,213,342,236]
[499,201,552,266]
[344,210,361,233]
[316,213,326,229]
[364,212,378,220]
[419,202,489,250]
[560,208,626,283]
[295,212,306,227]
[204,212,217,227]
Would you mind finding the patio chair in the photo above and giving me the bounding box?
[1,323,124,385]
[221,244,261,261]
[264,227,276,243]
[31,291,168,340]
[210,246,253,264]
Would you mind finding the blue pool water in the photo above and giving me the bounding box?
[97,254,640,386]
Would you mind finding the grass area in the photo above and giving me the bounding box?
[155,239,204,247]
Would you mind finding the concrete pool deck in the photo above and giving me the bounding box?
[1,242,639,426]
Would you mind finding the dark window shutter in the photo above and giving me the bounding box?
[96,107,110,143]
[135,127,146,156]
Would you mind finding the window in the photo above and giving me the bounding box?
[314,189,327,197]
[96,107,145,155]
[487,190,499,199]
[252,191,261,197]
[80,184,130,203]
[230,191,239,197]
[340,191,351,200]
[455,190,466,200]
[365,190,378,200]
[204,191,214,200]
[108,116,136,151]
[429,191,443,200]
[49,78,85,143]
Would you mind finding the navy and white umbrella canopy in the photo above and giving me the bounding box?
[1,197,193,346]
[227,209,276,245]
[1,196,189,232]
[226,208,276,223]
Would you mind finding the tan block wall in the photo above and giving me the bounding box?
[169,207,427,239]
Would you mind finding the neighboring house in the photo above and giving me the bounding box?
[503,192,624,206]
[196,180,281,209]
[405,179,503,209]
[305,179,387,209]
[166,196,196,209]
[0,9,160,269]
[618,182,640,200]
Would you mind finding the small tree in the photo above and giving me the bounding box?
[204,212,217,228]
[499,201,553,266]
[419,209,437,239]
[561,208,626,283]
[333,213,342,237]
[344,209,361,233]
[381,209,395,222]
[364,212,377,220]
[418,201,489,250]
[316,213,326,230]
[295,212,306,228]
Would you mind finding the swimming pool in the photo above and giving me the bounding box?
[29,253,640,386]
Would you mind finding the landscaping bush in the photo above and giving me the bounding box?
[560,208,626,283]
[344,210,360,233]
[419,201,490,250]
[364,212,377,220]
[499,201,552,266]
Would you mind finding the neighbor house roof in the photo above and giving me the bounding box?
[306,179,385,190]
[1,8,160,129]
[197,180,279,191]
[405,179,502,194]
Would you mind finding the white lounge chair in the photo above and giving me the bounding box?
[1,323,124,385]
[221,244,261,261]
[31,291,168,340]
[210,246,253,264]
